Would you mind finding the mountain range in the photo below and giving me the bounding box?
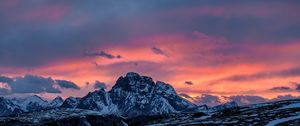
[0,72,300,126]
[0,72,207,117]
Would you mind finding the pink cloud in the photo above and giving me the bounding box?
[21,5,70,23]
[3,32,300,100]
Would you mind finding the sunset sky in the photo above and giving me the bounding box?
[0,0,300,105]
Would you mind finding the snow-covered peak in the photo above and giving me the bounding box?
[0,97,23,116]
[82,89,108,102]
[11,95,48,111]
[48,96,63,108]
[53,96,63,102]
[155,81,177,96]
[212,101,238,112]
[77,89,118,114]
[125,72,153,83]
[61,96,80,108]
[106,73,198,117]
[24,95,46,103]
[112,72,155,94]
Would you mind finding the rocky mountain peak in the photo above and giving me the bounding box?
[125,72,140,78]
[102,72,197,117]
[112,72,155,94]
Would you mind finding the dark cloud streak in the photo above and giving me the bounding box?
[151,47,167,56]
[184,81,194,85]
[0,75,82,94]
[9,75,61,94]
[269,86,293,92]
[56,80,80,90]
[84,51,121,59]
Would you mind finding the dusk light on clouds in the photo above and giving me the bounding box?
[0,0,300,105]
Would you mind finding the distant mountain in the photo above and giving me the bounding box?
[61,96,80,108]
[0,97,23,117]
[211,101,238,112]
[0,95,63,116]
[11,95,48,112]
[48,96,64,108]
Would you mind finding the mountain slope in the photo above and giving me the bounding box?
[142,98,300,126]
[0,95,64,116]
[4,98,300,125]
[0,97,23,117]
[11,95,48,111]
[77,89,118,114]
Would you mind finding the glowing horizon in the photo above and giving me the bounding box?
[0,0,300,105]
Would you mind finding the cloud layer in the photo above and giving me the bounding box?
[0,1,299,102]
[0,75,81,95]
[56,80,80,90]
